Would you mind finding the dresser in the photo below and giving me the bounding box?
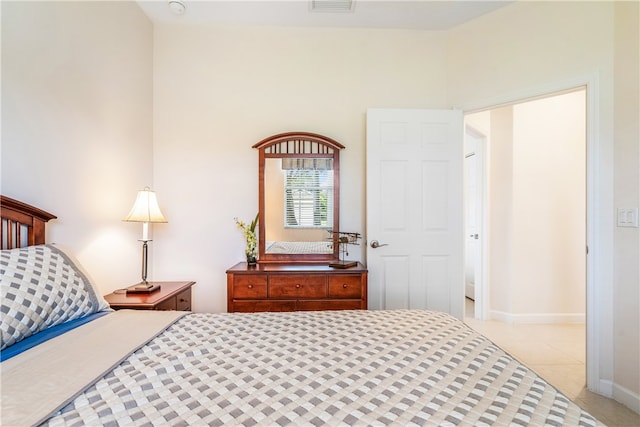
[226,262,367,312]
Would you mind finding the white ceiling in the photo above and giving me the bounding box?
[136,0,512,31]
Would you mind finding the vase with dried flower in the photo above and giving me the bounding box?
[234,213,259,265]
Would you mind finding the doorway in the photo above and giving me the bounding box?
[463,87,587,380]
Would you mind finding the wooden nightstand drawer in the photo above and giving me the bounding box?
[270,275,326,298]
[176,288,191,311]
[328,275,362,299]
[155,297,176,311]
[233,275,268,299]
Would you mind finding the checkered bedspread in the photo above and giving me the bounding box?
[43,310,598,426]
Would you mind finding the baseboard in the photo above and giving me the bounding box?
[613,382,640,414]
[490,310,586,324]
[597,379,613,397]
[590,377,640,415]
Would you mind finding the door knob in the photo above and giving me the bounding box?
[370,240,389,248]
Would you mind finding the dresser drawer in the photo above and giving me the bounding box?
[328,275,362,299]
[233,275,268,299]
[297,300,363,311]
[176,288,191,311]
[270,275,326,298]
[233,300,296,312]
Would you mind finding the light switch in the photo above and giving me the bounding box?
[617,208,639,227]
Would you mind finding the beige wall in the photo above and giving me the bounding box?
[486,106,515,315]
[151,25,449,313]
[512,92,586,318]
[613,1,640,409]
[1,1,154,292]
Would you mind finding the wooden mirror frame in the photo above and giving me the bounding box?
[253,132,344,264]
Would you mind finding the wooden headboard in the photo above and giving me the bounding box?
[0,195,57,249]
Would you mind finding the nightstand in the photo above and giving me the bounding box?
[104,281,195,311]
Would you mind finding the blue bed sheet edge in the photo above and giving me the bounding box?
[0,311,110,362]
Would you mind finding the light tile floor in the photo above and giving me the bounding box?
[464,299,640,426]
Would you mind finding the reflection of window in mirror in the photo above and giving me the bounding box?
[264,159,332,246]
[283,158,333,229]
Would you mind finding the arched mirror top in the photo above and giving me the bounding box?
[253,132,345,156]
[254,132,343,263]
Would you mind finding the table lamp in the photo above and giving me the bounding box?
[123,187,167,293]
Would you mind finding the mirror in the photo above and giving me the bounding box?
[254,132,343,263]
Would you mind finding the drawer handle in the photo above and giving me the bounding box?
[179,298,187,303]
[342,283,348,288]
[248,284,253,289]
[295,284,301,288]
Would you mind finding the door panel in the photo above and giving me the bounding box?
[423,255,449,312]
[380,161,408,229]
[367,108,463,319]
[382,256,410,310]
[422,160,449,230]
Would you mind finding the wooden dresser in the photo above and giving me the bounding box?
[226,262,367,312]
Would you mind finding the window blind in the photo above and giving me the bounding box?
[284,169,333,228]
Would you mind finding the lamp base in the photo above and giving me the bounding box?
[126,282,161,294]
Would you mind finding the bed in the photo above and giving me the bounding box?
[1,196,602,426]
[266,240,334,254]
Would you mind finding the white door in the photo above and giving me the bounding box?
[366,108,464,319]
[464,128,483,303]
[464,126,485,319]
[464,153,478,301]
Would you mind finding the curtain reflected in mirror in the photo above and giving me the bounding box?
[265,158,334,254]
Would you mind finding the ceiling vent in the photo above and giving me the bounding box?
[310,0,355,13]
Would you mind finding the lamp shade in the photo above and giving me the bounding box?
[124,188,168,223]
